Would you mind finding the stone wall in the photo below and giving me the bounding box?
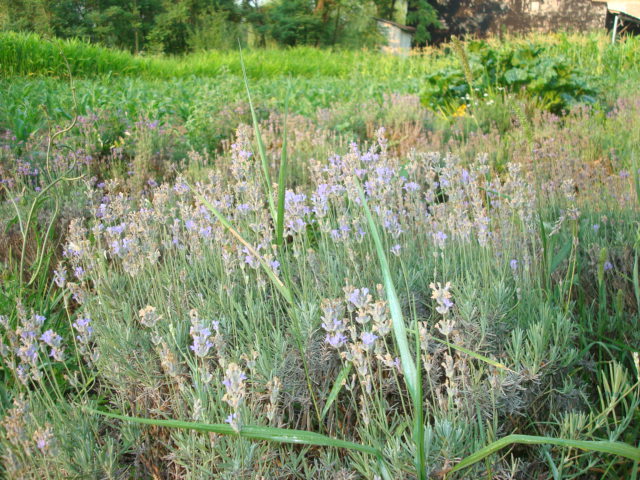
[433,0,608,40]
[499,0,608,33]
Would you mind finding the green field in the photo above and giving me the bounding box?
[1,31,639,479]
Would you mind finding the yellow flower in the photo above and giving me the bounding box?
[452,103,467,118]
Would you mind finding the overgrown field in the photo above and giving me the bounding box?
[1,32,639,479]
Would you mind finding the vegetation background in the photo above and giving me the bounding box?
[0,0,440,52]
[0,2,639,479]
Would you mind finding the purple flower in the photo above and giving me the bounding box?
[49,347,64,361]
[348,288,370,309]
[53,268,67,288]
[403,181,420,192]
[270,260,280,274]
[510,259,518,271]
[199,226,212,239]
[592,224,600,232]
[604,261,613,271]
[321,317,342,333]
[361,331,378,347]
[189,313,216,358]
[74,266,85,280]
[390,244,401,256]
[73,316,93,344]
[325,333,347,348]
[236,203,251,214]
[40,330,62,348]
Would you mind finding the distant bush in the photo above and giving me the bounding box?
[420,41,599,114]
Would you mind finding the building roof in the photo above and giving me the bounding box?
[607,1,640,21]
[374,18,416,33]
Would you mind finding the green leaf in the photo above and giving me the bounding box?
[449,434,640,474]
[275,85,290,247]
[191,184,294,305]
[356,183,417,401]
[431,336,513,372]
[89,407,382,458]
[550,240,573,274]
[239,45,276,223]
[321,363,351,421]
[356,182,425,480]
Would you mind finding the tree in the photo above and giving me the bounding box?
[406,0,439,45]
[264,0,323,47]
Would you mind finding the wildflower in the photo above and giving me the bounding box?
[604,261,613,272]
[222,363,247,433]
[346,287,371,311]
[433,231,447,249]
[74,266,85,280]
[390,244,401,256]
[436,318,456,337]
[269,259,280,274]
[265,376,281,422]
[361,331,378,349]
[189,310,214,358]
[157,341,181,377]
[510,259,518,271]
[403,181,420,192]
[33,425,54,454]
[138,305,160,328]
[53,267,67,288]
[225,412,238,427]
[370,301,390,336]
[592,224,600,232]
[40,330,64,361]
[430,282,453,315]
[326,332,347,348]
[72,317,93,343]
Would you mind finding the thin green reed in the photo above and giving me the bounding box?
[275,85,290,247]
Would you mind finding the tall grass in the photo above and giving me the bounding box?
[4,30,640,82]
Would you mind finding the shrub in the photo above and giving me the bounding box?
[421,41,599,114]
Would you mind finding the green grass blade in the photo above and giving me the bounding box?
[634,250,640,313]
[356,182,424,480]
[430,337,514,372]
[356,183,417,400]
[191,184,293,305]
[239,44,276,222]
[275,85,290,247]
[448,434,640,475]
[321,363,351,421]
[89,407,381,458]
[632,152,640,207]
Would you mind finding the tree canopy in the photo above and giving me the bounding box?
[0,0,441,53]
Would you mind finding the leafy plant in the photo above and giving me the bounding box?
[421,41,599,114]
